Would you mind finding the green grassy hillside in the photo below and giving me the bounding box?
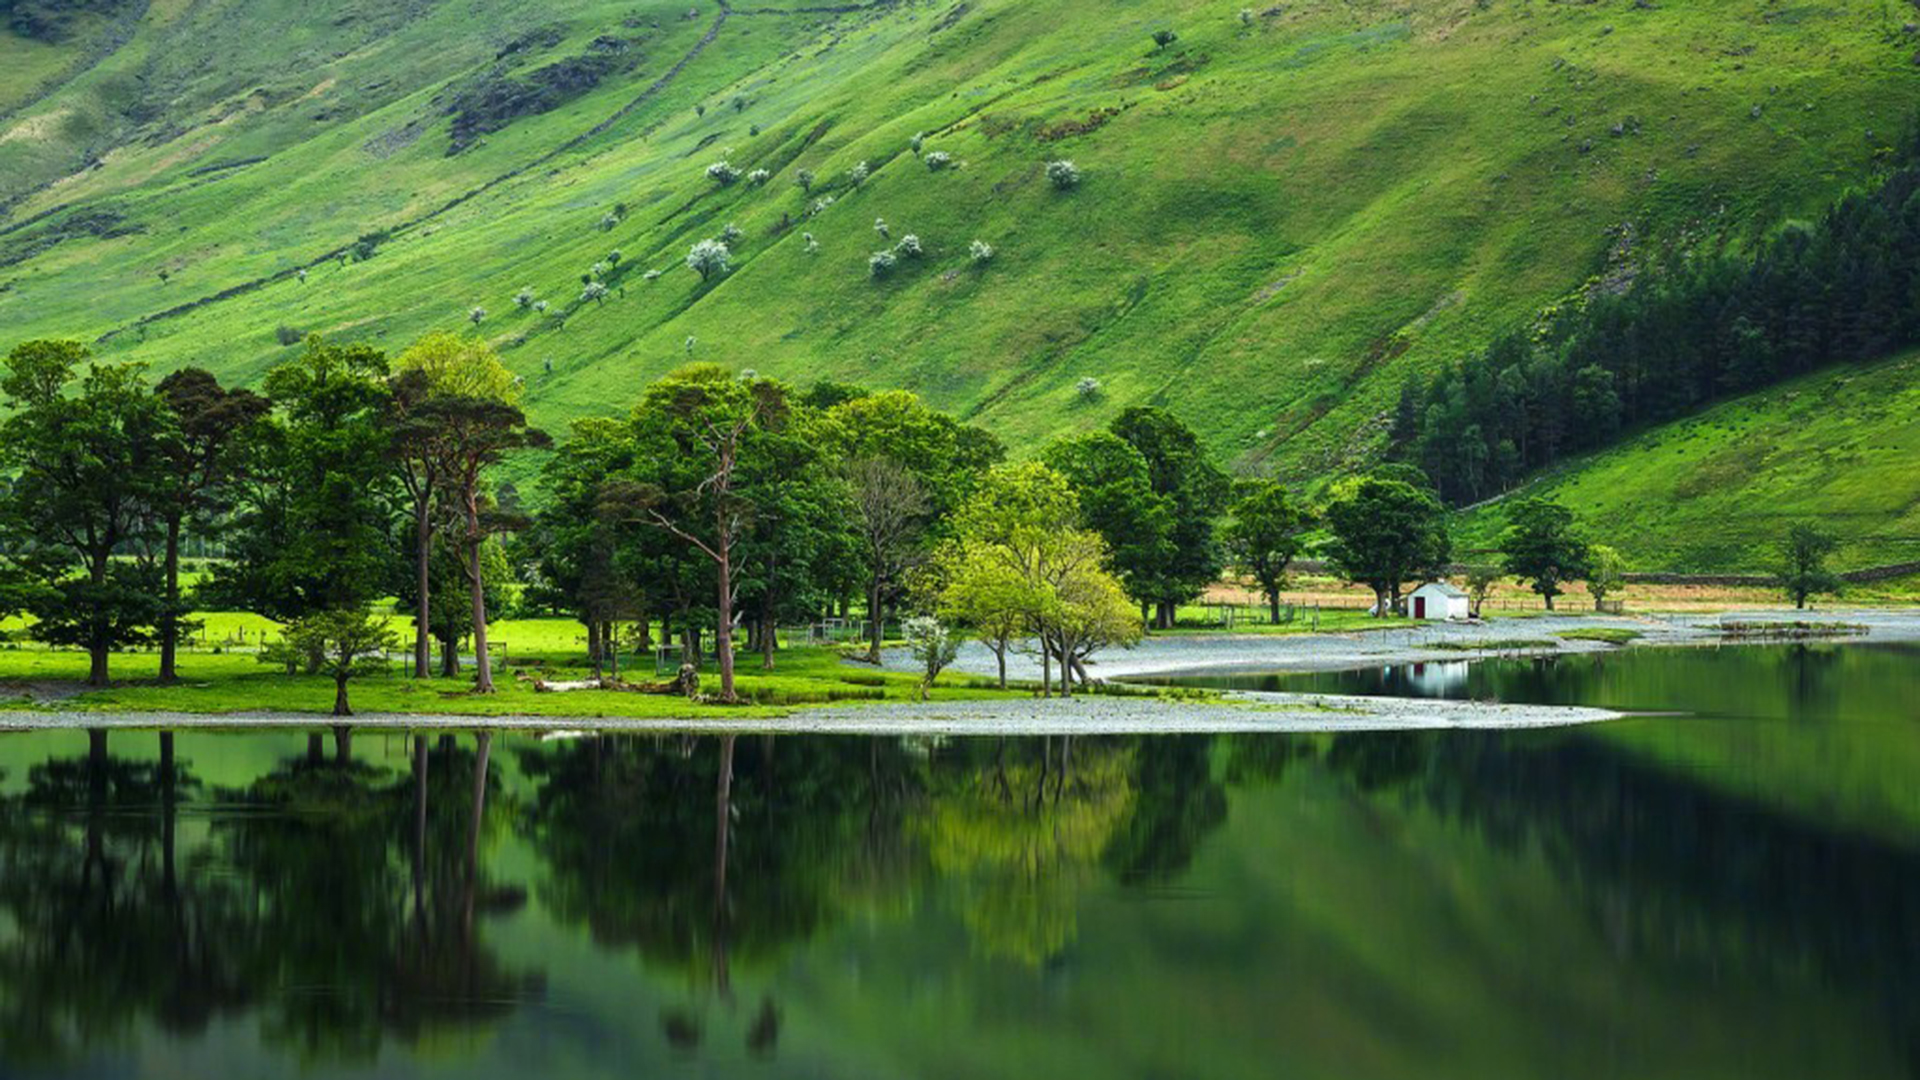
[1,0,1917,488]
[1455,350,1920,573]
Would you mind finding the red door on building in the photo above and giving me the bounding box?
[1414,597,1426,619]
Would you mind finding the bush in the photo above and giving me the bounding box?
[909,132,924,155]
[533,299,550,312]
[794,168,815,192]
[607,249,623,267]
[1075,376,1101,400]
[1152,28,1178,49]
[598,210,620,231]
[894,234,923,257]
[720,222,742,244]
[469,306,487,325]
[687,238,732,280]
[873,217,889,238]
[848,160,869,186]
[706,160,741,185]
[275,325,303,346]
[513,287,536,309]
[869,250,898,278]
[924,150,952,171]
[746,168,770,186]
[581,281,609,304]
[802,231,819,253]
[969,239,995,263]
[642,268,662,280]
[296,268,308,283]
[589,261,610,280]
[1046,159,1081,190]
[810,195,835,216]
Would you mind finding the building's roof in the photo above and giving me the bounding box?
[1412,581,1468,599]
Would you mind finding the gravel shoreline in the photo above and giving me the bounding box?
[0,608,1908,736]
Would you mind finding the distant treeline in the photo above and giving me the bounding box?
[1392,128,1920,505]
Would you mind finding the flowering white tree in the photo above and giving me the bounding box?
[1046,159,1081,190]
[687,238,732,280]
[904,615,960,700]
[706,160,741,185]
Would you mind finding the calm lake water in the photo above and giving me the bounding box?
[2,642,1918,1079]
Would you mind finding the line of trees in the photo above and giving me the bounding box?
[1392,129,1920,505]
[0,330,1852,711]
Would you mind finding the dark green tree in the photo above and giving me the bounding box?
[152,368,267,682]
[1041,431,1175,611]
[1222,479,1309,623]
[1500,498,1590,611]
[1777,522,1842,610]
[208,337,397,625]
[0,341,170,685]
[1322,478,1451,617]
[1108,407,1229,628]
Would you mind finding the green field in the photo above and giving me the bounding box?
[1456,350,1920,573]
[0,618,1034,717]
[2,0,1916,493]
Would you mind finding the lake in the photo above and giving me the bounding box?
[1,641,1916,1078]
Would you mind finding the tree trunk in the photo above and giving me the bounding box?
[465,507,494,692]
[333,676,352,716]
[866,575,884,663]
[994,639,1007,689]
[715,546,737,702]
[440,636,459,678]
[160,517,183,683]
[87,554,110,688]
[413,497,433,678]
[1544,592,1556,612]
[761,610,776,671]
[1040,641,1052,699]
[607,624,621,679]
[587,619,603,678]
[1268,591,1281,624]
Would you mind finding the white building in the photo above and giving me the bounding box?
[1407,581,1471,621]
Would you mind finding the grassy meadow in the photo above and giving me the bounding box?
[2,0,1916,498]
[1456,349,1920,574]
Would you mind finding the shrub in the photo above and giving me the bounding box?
[803,231,819,253]
[581,281,608,304]
[894,234,923,257]
[469,306,487,325]
[909,132,924,155]
[720,222,743,244]
[643,268,662,280]
[869,249,898,277]
[1239,8,1253,26]
[687,238,732,280]
[275,325,303,346]
[795,168,815,192]
[1046,159,1081,190]
[849,160,869,185]
[731,95,746,112]
[513,287,536,309]
[873,217,890,239]
[969,239,995,263]
[533,299,550,312]
[1076,376,1101,400]
[1152,28,1178,49]
[296,268,308,283]
[810,195,835,216]
[607,249,623,267]
[589,261,610,280]
[924,150,952,171]
[746,167,770,186]
[598,210,620,231]
[706,160,741,185]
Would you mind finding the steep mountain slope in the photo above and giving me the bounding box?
[1,0,1916,485]
[1455,349,1920,574]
